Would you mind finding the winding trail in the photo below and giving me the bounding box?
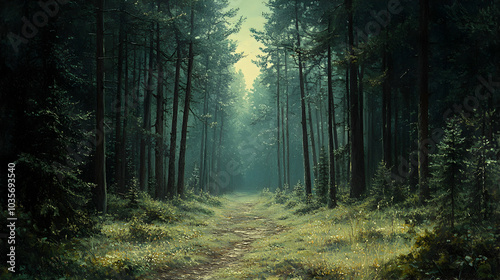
[156,194,285,279]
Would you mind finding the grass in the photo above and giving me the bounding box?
[6,189,233,280]
[7,189,434,279]
[211,191,430,280]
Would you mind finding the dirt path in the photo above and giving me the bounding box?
[156,198,285,279]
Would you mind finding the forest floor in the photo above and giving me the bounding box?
[140,191,419,279]
[154,193,287,279]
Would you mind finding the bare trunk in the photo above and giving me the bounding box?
[382,50,392,167]
[276,49,282,189]
[120,32,129,191]
[114,3,125,194]
[155,20,165,200]
[285,48,291,186]
[327,30,337,208]
[95,0,107,213]
[167,40,182,198]
[140,30,154,192]
[327,27,337,208]
[418,0,430,203]
[295,0,312,196]
[177,8,195,198]
[347,0,366,198]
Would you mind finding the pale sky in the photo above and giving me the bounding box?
[228,0,269,90]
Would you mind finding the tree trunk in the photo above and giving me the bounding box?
[140,30,154,192]
[114,3,125,194]
[295,0,312,196]
[167,39,182,198]
[155,20,165,200]
[210,101,219,194]
[327,28,337,208]
[345,66,350,188]
[95,0,107,213]
[177,8,195,198]
[120,32,129,191]
[418,0,430,203]
[281,105,287,187]
[276,48,282,189]
[308,99,318,178]
[382,50,392,167]
[284,48,291,187]
[347,0,366,198]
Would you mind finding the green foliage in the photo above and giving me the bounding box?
[466,134,500,221]
[430,117,467,227]
[315,147,329,205]
[369,161,396,210]
[379,226,500,280]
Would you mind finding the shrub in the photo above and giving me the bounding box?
[379,226,500,279]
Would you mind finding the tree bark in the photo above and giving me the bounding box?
[327,27,337,208]
[155,20,165,200]
[382,50,392,167]
[347,0,366,198]
[95,0,107,214]
[295,0,312,197]
[276,48,282,189]
[114,2,125,194]
[140,30,154,192]
[167,40,182,199]
[120,32,129,192]
[177,8,195,198]
[284,48,291,187]
[418,0,430,203]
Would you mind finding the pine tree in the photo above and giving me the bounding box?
[431,117,466,228]
[315,147,329,205]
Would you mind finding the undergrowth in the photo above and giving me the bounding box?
[210,186,426,280]
[2,189,224,280]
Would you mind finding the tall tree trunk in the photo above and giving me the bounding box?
[140,30,154,192]
[114,3,125,194]
[281,105,287,187]
[327,28,337,208]
[120,32,129,191]
[347,0,366,198]
[210,101,219,194]
[177,8,195,198]
[316,101,322,152]
[284,48,290,187]
[95,0,107,213]
[295,0,312,196]
[308,100,318,178]
[345,66,350,188]
[276,49,282,189]
[167,40,182,198]
[418,0,430,203]
[155,20,165,200]
[200,87,209,192]
[382,50,392,167]
[198,55,210,192]
[218,110,224,191]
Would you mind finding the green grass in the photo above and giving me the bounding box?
[211,192,429,280]
[5,190,232,280]
[6,190,435,280]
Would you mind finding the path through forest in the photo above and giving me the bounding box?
[156,193,286,279]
